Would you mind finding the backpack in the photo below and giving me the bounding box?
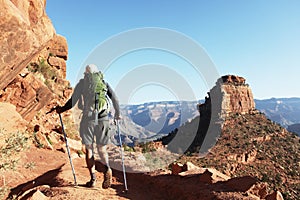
[83,71,108,122]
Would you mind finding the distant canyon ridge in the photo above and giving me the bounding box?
[123,97,300,140]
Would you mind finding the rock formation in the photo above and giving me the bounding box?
[198,75,255,118]
[0,0,71,123]
[218,75,255,116]
[0,0,74,152]
[0,73,53,121]
[162,75,255,154]
[0,0,55,91]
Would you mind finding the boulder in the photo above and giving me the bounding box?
[171,162,201,175]
[0,102,27,135]
[182,161,201,171]
[19,185,51,200]
[246,182,269,199]
[171,161,230,183]
[0,73,53,121]
[265,191,284,200]
[171,162,184,175]
[67,138,83,152]
[199,169,214,183]
[27,190,49,200]
[47,34,68,60]
[224,176,258,192]
[198,168,230,183]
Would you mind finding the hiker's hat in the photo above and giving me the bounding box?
[85,64,98,73]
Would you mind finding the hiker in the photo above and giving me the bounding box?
[56,64,120,189]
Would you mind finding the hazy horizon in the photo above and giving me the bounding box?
[119,96,300,106]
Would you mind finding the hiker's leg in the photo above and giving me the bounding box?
[97,144,112,189]
[95,119,111,168]
[85,144,96,179]
[80,118,97,187]
[97,144,110,169]
[95,118,112,189]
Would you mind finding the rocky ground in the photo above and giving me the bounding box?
[0,141,285,200]
[179,112,299,200]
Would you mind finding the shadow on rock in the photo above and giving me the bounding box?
[7,164,66,199]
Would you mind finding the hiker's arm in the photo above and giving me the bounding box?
[106,83,120,119]
[57,80,83,113]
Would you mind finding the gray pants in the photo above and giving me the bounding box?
[80,116,112,169]
[79,117,111,145]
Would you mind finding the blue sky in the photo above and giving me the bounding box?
[46,1,300,104]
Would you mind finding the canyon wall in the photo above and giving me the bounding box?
[0,0,71,122]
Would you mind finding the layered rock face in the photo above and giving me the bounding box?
[0,0,55,91]
[199,75,255,118]
[1,73,53,121]
[0,0,70,122]
[218,75,255,117]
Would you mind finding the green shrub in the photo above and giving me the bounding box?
[0,131,30,171]
[140,142,156,153]
[27,58,58,87]
[123,144,134,152]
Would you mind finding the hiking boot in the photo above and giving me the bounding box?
[85,173,96,187]
[102,168,112,189]
[85,178,96,188]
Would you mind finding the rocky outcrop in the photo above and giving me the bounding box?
[199,75,255,118]
[0,73,53,121]
[0,0,75,153]
[227,149,257,164]
[0,0,55,91]
[218,75,255,117]
[0,0,71,122]
[0,102,27,149]
[0,34,70,121]
[161,75,256,154]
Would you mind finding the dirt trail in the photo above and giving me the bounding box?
[3,148,129,200]
[2,147,171,200]
[2,147,267,200]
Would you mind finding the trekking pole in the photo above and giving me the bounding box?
[59,113,77,186]
[116,120,128,192]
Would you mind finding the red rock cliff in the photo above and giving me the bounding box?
[0,0,71,122]
[0,0,55,90]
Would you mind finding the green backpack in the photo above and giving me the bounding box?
[83,71,108,121]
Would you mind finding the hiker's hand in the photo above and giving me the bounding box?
[46,107,57,114]
[114,115,121,125]
[114,115,121,121]
[55,106,64,114]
